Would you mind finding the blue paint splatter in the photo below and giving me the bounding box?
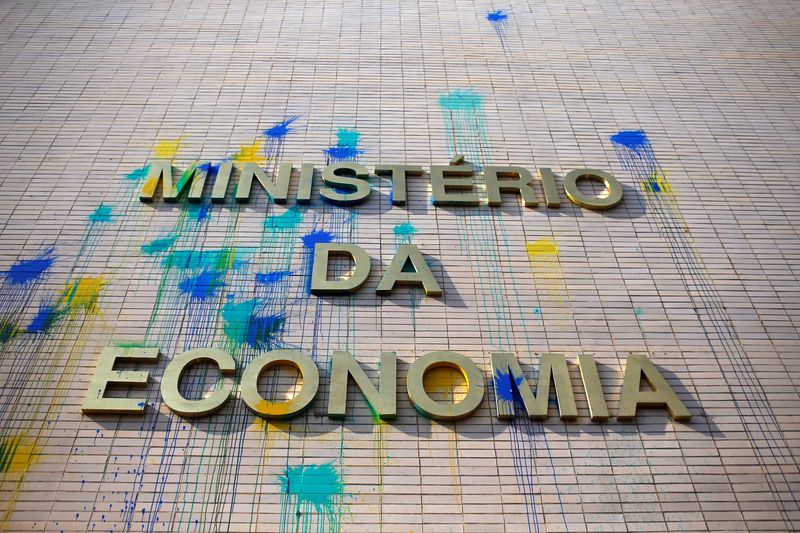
[0,321,20,344]
[89,204,114,224]
[263,116,301,139]
[27,302,62,334]
[245,314,285,350]
[2,248,55,285]
[323,128,363,162]
[187,201,211,223]
[609,129,649,153]
[302,230,335,249]
[178,270,225,300]
[486,9,510,49]
[198,162,218,174]
[487,9,508,22]
[494,368,524,404]
[255,270,294,285]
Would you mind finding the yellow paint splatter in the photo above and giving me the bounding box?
[232,140,265,164]
[0,435,39,475]
[526,239,558,258]
[61,276,106,315]
[153,137,184,159]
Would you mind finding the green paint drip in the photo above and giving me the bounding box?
[439,89,484,111]
[265,207,303,231]
[279,463,345,533]
[0,321,21,345]
[162,247,257,270]
[0,436,20,473]
[220,299,257,348]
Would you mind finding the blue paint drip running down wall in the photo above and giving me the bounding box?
[610,128,800,526]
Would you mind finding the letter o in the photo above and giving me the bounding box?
[161,348,236,418]
[563,168,623,210]
[406,351,485,421]
[241,350,319,419]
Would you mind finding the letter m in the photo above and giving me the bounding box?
[140,160,207,203]
[490,352,577,420]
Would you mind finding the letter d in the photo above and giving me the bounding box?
[310,243,371,295]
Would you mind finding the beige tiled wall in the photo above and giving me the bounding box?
[0,0,798,531]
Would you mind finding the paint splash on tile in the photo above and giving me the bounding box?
[486,9,510,49]
[279,463,345,533]
[1,248,55,286]
[232,140,266,164]
[0,435,39,474]
[60,276,106,315]
[323,128,364,163]
[88,204,114,224]
[153,137,184,159]
[178,270,225,301]
[439,89,489,170]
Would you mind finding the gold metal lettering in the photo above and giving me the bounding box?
[490,352,577,420]
[310,243,371,295]
[376,244,442,296]
[374,164,423,206]
[211,162,233,203]
[563,168,623,210]
[240,350,320,419]
[328,351,396,420]
[81,346,159,415]
[406,351,485,420]
[319,162,371,205]
[577,354,609,421]
[140,160,205,203]
[235,162,291,203]
[429,164,479,206]
[617,353,691,421]
[484,166,538,208]
[160,348,236,418]
[297,162,315,204]
[537,167,561,208]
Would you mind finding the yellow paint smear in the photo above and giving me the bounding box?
[153,137,184,159]
[61,276,106,315]
[232,140,265,164]
[0,436,39,475]
[526,239,558,258]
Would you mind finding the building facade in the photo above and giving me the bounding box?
[0,0,798,531]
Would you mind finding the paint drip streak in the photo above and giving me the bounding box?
[611,129,799,527]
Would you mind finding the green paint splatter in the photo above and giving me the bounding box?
[265,207,303,231]
[124,165,150,181]
[393,222,416,238]
[220,299,257,348]
[141,234,178,255]
[279,463,345,533]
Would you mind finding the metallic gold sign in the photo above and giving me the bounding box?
[83,348,691,423]
[160,348,236,417]
[140,158,623,210]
